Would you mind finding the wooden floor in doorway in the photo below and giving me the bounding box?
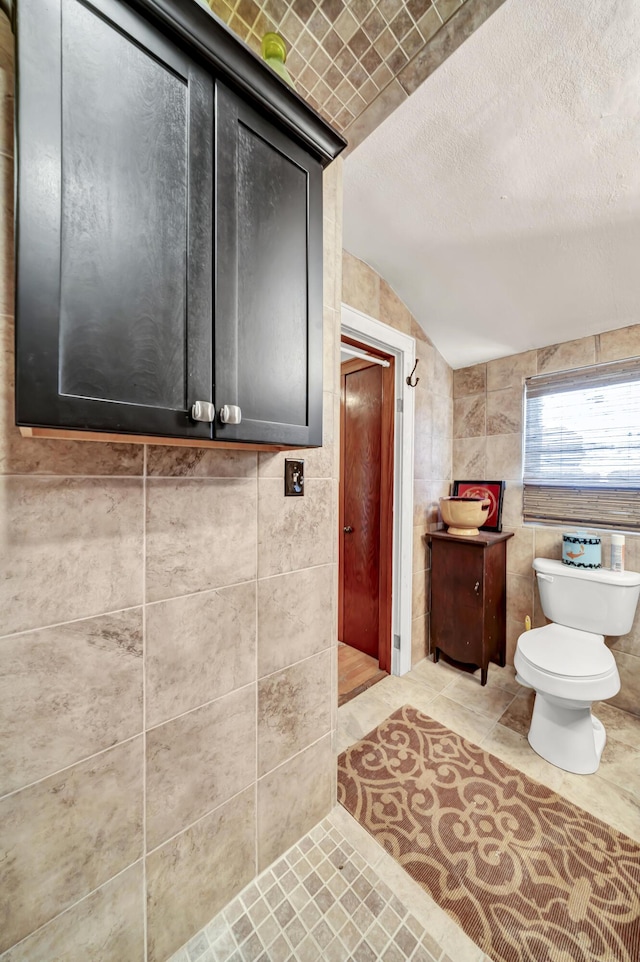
[338,643,388,707]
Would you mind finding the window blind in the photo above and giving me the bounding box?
[523,356,640,529]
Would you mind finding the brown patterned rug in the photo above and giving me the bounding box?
[337,706,640,962]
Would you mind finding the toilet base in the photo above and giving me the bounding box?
[528,692,606,775]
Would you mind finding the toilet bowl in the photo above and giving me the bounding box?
[514,625,619,774]
[514,557,640,775]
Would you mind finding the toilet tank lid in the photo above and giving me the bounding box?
[533,557,640,587]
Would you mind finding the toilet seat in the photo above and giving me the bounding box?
[514,624,620,701]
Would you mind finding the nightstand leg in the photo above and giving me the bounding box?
[433,647,440,664]
[480,667,488,686]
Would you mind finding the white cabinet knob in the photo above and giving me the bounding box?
[220,404,242,424]
[191,401,215,422]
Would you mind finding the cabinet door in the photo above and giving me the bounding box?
[214,83,323,445]
[16,0,214,438]
[431,540,484,663]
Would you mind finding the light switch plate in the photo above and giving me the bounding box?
[284,459,304,497]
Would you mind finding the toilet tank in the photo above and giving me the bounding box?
[533,557,640,636]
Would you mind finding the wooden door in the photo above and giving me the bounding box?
[339,356,393,668]
[214,83,323,446]
[16,0,214,438]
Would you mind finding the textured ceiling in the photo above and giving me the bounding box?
[205,0,505,148]
[343,0,640,368]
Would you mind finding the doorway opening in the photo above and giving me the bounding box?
[338,338,394,704]
[338,305,415,706]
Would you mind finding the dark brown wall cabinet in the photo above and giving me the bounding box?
[15,0,345,446]
[430,530,513,686]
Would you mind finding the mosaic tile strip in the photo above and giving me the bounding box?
[167,815,446,962]
[205,0,469,131]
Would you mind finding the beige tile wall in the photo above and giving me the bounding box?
[341,250,453,667]
[0,14,344,959]
[452,327,640,718]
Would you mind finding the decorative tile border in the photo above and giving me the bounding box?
[204,0,507,145]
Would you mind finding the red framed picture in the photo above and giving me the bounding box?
[452,480,505,532]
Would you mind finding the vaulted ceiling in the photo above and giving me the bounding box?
[343,0,640,367]
[206,0,640,371]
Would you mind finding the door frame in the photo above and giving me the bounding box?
[341,304,415,676]
[339,352,394,672]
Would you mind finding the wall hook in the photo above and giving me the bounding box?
[406,359,420,387]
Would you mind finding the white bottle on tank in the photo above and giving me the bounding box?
[611,534,625,572]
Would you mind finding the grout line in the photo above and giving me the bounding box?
[437,685,520,722]
[477,719,500,748]
[255,468,259,879]
[144,580,258,610]
[143,782,257,859]
[144,474,258,482]
[144,679,257,735]
[257,645,333,684]
[0,730,143,803]
[255,560,335,583]
[0,472,145,479]
[142,443,148,962]
[0,561,338,643]
[0,602,148,643]
[0,470,276,482]
[255,729,333,786]
[0,580,251,642]
[0,859,146,956]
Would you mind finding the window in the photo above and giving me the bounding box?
[523,357,640,529]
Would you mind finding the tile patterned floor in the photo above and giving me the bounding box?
[168,657,640,962]
[168,813,466,962]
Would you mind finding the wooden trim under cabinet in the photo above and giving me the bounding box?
[19,426,293,452]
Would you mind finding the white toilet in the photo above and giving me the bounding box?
[514,557,640,775]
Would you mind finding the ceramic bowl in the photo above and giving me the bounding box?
[439,496,490,536]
